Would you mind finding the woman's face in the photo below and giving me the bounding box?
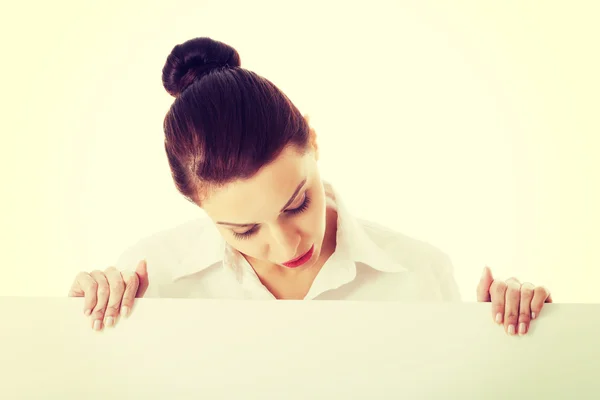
[201,145,328,271]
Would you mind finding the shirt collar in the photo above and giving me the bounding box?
[171,181,407,281]
[323,182,408,273]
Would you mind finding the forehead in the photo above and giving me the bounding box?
[202,147,313,223]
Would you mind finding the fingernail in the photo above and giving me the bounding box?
[495,313,503,324]
[121,306,130,318]
[84,309,91,316]
[532,312,536,320]
[93,320,102,331]
[519,323,527,335]
[105,317,114,327]
[508,325,516,335]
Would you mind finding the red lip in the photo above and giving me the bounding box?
[282,245,315,268]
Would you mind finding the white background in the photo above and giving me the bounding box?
[1,1,598,301]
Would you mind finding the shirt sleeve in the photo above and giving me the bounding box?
[434,252,463,302]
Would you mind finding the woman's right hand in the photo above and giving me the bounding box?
[68,260,149,331]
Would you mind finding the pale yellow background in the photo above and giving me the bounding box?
[1,1,598,301]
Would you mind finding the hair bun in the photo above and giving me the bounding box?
[162,37,241,97]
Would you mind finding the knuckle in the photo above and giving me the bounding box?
[92,307,105,316]
[493,305,506,316]
[106,305,120,315]
[493,281,507,296]
[97,285,110,297]
[76,271,89,279]
[508,292,521,303]
[121,288,134,300]
[521,282,535,291]
[536,285,550,296]
[506,280,521,291]
[120,298,133,308]
[504,307,518,317]
[519,312,531,322]
[112,280,126,293]
[521,287,534,299]
[506,287,521,299]
[122,272,137,285]
[127,280,139,291]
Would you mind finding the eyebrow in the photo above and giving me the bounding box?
[216,178,307,227]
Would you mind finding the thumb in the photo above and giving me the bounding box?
[134,259,149,297]
[476,266,494,302]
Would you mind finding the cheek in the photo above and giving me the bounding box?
[216,227,263,259]
[299,194,327,235]
[223,236,266,259]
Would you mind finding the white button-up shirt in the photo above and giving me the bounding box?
[115,182,462,301]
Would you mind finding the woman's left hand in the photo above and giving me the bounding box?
[477,266,552,336]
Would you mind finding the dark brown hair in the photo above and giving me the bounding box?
[161,37,310,204]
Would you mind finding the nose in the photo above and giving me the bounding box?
[269,223,301,262]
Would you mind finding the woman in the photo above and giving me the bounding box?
[68,37,552,334]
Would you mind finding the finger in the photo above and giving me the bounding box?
[503,278,522,335]
[103,267,126,328]
[89,270,110,331]
[476,266,494,302]
[518,282,535,335]
[506,276,521,285]
[489,280,507,324]
[531,286,552,319]
[135,259,149,298]
[69,272,99,316]
[68,276,85,297]
[120,271,140,318]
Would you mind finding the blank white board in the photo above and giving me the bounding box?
[0,298,598,399]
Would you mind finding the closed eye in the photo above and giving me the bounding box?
[285,192,311,215]
[231,193,312,240]
[231,225,258,240]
